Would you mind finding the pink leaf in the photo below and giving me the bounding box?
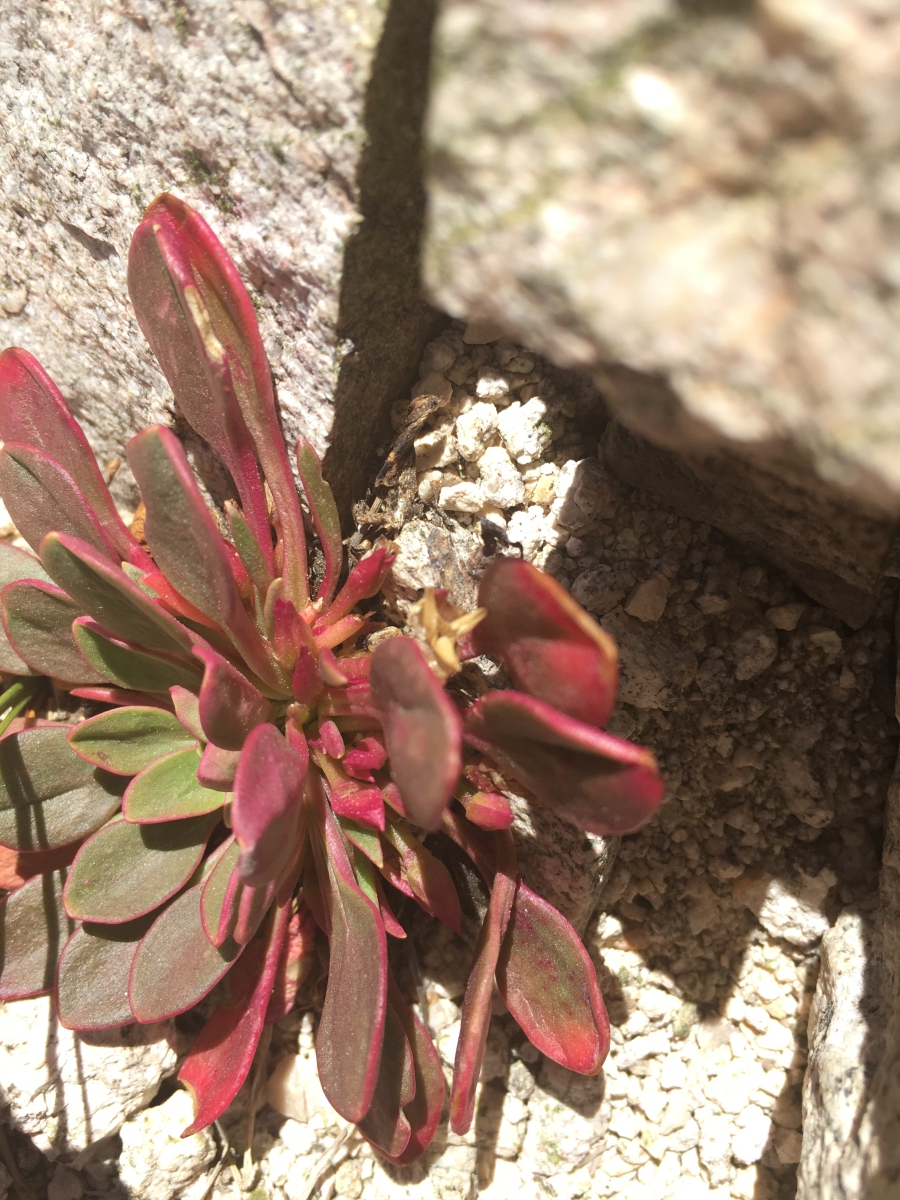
[194,644,272,750]
[232,724,306,887]
[497,882,609,1075]
[465,691,664,836]
[343,736,387,779]
[318,547,394,628]
[179,897,291,1135]
[197,743,241,791]
[331,781,385,830]
[460,790,514,831]
[0,348,149,566]
[128,195,307,607]
[291,646,323,706]
[450,834,517,1135]
[370,637,461,831]
[474,557,619,729]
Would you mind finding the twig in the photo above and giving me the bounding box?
[241,1024,272,1189]
[196,1120,235,1200]
[293,1125,355,1200]
[0,1125,38,1200]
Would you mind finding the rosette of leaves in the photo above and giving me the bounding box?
[0,194,664,1159]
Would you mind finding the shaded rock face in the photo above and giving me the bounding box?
[424,0,900,519]
[0,0,440,516]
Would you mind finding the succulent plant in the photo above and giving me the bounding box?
[0,194,664,1159]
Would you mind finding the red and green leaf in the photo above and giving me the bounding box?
[232,723,306,887]
[128,881,242,1022]
[56,913,157,1030]
[0,347,148,566]
[3,581,107,684]
[296,437,342,604]
[310,776,387,1124]
[194,644,272,750]
[179,897,291,1135]
[465,691,664,836]
[474,557,619,728]
[497,881,609,1075]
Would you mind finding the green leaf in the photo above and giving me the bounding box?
[200,837,241,946]
[296,437,341,604]
[73,619,203,693]
[129,881,242,1021]
[56,914,156,1030]
[0,870,72,1000]
[0,726,126,852]
[124,747,223,823]
[64,811,220,923]
[0,542,52,673]
[340,817,384,870]
[69,708,197,776]
[40,532,194,656]
[356,1000,414,1159]
[3,581,106,683]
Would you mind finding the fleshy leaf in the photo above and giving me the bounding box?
[310,777,387,1124]
[68,707,197,775]
[318,547,394,628]
[450,836,517,1135]
[194,644,272,750]
[460,789,514,831]
[264,902,317,1025]
[0,348,147,565]
[357,1000,414,1159]
[0,842,81,891]
[197,743,241,791]
[170,685,206,741]
[474,557,619,728]
[0,870,72,1000]
[341,817,384,869]
[200,837,242,946]
[128,196,308,608]
[123,747,224,822]
[383,978,446,1165]
[296,437,342,604]
[497,881,609,1075]
[179,898,291,1135]
[72,618,204,693]
[369,637,461,831]
[465,691,664,836]
[232,724,306,887]
[3,581,106,684]
[64,811,220,923]
[40,532,194,656]
[225,501,274,593]
[0,443,117,561]
[0,726,125,852]
[0,543,53,673]
[56,913,156,1031]
[126,426,283,690]
[128,204,273,574]
[383,818,461,934]
[129,881,242,1022]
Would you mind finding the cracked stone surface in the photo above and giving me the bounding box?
[0,0,439,516]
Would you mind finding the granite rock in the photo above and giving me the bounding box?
[0,0,440,517]
[0,996,177,1159]
[424,0,900,517]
